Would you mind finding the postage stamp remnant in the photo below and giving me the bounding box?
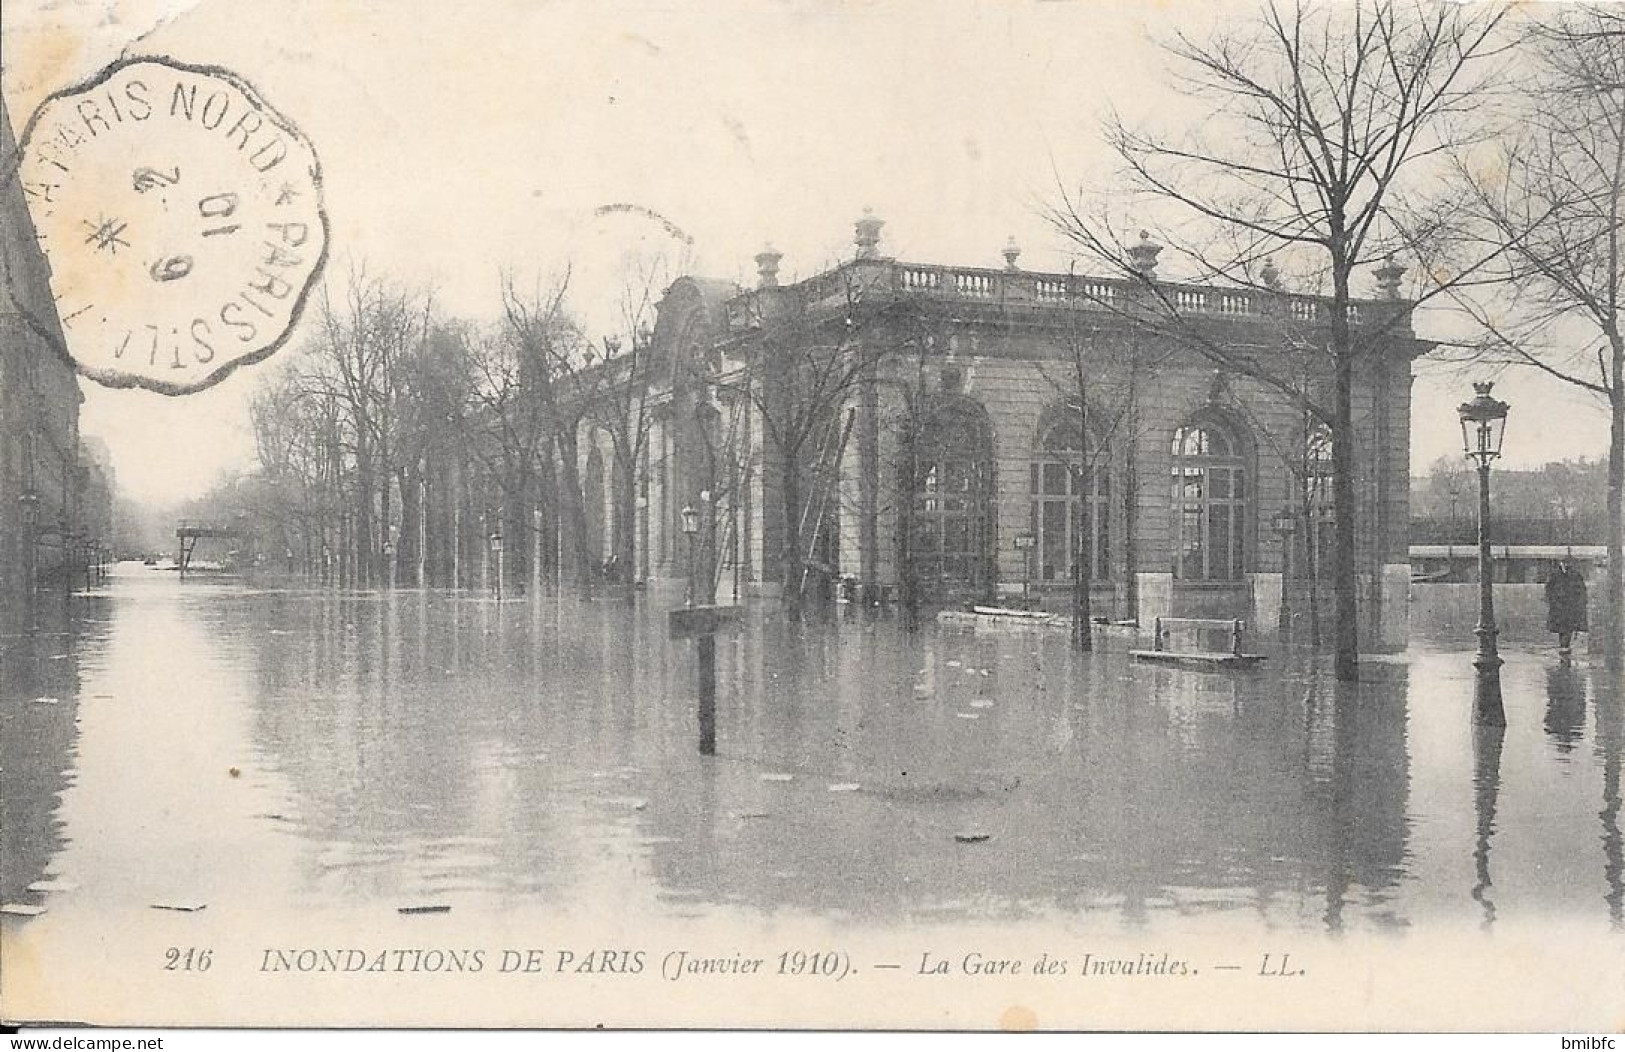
[9,56,328,394]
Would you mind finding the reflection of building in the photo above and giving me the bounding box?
[575,213,1424,636]
[1,95,113,611]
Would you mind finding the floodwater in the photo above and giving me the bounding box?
[1,565,1622,1027]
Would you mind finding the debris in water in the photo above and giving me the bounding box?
[0,904,46,917]
[26,880,77,894]
[397,904,451,915]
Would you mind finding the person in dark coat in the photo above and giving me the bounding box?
[1544,559,1589,654]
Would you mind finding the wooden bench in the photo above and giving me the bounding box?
[1129,616,1267,668]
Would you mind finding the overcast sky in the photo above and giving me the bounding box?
[3,0,1612,506]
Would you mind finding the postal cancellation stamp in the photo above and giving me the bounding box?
[7,56,328,394]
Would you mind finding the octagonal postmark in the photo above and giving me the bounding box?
[6,56,329,395]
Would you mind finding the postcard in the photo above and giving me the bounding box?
[2,0,1623,1034]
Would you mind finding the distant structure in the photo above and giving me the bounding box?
[0,93,115,614]
[568,212,1427,641]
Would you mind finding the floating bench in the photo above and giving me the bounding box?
[1130,617,1267,668]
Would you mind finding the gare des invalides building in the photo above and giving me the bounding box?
[578,212,1422,647]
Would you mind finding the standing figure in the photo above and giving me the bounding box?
[1544,559,1589,654]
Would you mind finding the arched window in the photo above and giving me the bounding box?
[1029,418,1109,583]
[910,400,993,598]
[1171,418,1248,580]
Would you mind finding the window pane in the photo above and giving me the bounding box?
[1180,506,1204,578]
[1043,501,1067,581]
[1044,462,1068,495]
[1209,505,1230,580]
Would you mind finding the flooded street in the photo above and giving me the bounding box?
[3,565,1622,1028]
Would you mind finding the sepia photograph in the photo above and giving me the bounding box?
[1,0,1623,1035]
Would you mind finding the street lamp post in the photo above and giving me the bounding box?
[1272,509,1296,638]
[489,524,504,602]
[680,504,699,607]
[1459,381,1510,727]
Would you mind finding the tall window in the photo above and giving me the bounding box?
[911,401,992,597]
[1030,419,1110,583]
[1171,418,1247,580]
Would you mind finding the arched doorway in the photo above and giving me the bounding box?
[906,398,994,603]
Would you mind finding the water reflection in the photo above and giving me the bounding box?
[1595,669,1624,930]
[1544,662,1587,755]
[2,569,1623,936]
[1470,722,1505,931]
[0,599,88,906]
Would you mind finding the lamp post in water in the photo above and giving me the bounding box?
[680,504,699,607]
[489,523,504,602]
[1458,381,1510,726]
[670,502,736,757]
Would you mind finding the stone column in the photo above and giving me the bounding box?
[1136,571,1173,640]
[1249,571,1283,637]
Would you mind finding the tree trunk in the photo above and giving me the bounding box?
[1330,269,1361,683]
[614,450,638,586]
[555,428,596,595]
[1609,376,1624,668]
[780,443,803,622]
[398,467,419,586]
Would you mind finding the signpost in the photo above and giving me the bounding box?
[669,604,741,756]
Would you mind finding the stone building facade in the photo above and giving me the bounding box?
[1,95,108,615]
[574,214,1423,644]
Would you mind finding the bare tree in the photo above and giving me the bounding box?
[1037,308,1176,648]
[307,266,436,588]
[713,268,897,620]
[463,269,588,593]
[583,250,688,589]
[1049,0,1509,680]
[1448,5,1625,659]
